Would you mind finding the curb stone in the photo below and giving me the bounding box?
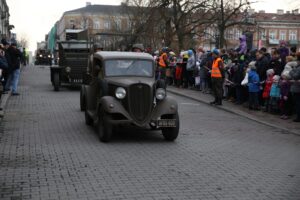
[167,88,300,136]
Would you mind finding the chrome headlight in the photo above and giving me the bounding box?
[39,55,42,57]
[65,66,71,73]
[115,87,126,99]
[156,88,166,100]
[48,55,51,58]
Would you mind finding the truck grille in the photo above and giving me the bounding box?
[128,84,152,122]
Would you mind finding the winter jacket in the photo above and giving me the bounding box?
[248,70,260,92]
[280,80,290,97]
[262,75,274,99]
[290,64,300,93]
[256,55,269,81]
[7,46,22,71]
[270,83,281,98]
[186,54,195,71]
[268,58,284,75]
[0,55,8,69]
[281,61,298,76]
[238,35,247,55]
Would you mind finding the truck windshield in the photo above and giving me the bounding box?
[105,60,153,77]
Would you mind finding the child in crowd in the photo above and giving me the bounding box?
[262,69,275,112]
[279,71,291,119]
[269,75,281,113]
[247,61,260,110]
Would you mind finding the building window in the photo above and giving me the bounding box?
[93,20,100,29]
[204,28,215,39]
[289,30,297,40]
[279,30,286,40]
[259,30,266,40]
[69,19,75,29]
[225,28,234,39]
[269,30,277,39]
[234,28,242,40]
[104,20,110,30]
[115,19,121,30]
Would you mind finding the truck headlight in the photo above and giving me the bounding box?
[115,87,126,99]
[39,55,42,58]
[156,88,166,100]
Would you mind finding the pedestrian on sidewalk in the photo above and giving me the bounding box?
[247,61,260,110]
[5,42,23,96]
[289,52,300,122]
[199,52,209,93]
[210,49,224,105]
[279,71,291,119]
[0,44,8,97]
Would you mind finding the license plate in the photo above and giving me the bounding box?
[157,119,176,127]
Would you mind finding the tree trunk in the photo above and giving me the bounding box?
[219,28,225,49]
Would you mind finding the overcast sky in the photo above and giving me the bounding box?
[6,0,298,52]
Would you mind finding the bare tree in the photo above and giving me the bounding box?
[18,34,29,48]
[211,0,254,48]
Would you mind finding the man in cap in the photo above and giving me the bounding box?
[132,44,144,52]
[210,49,224,105]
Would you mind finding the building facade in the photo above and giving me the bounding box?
[199,9,300,52]
[0,0,13,40]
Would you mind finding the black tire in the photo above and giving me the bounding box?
[97,109,113,143]
[53,72,60,91]
[85,110,93,126]
[80,85,86,111]
[161,112,179,141]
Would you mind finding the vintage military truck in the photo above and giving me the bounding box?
[50,40,90,91]
[80,51,180,142]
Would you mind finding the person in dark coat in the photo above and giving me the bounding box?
[1,39,11,92]
[5,42,23,95]
[269,49,284,75]
[255,50,269,106]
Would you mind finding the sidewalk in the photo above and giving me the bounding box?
[0,93,10,119]
[167,86,300,136]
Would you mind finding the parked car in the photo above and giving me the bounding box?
[80,51,179,142]
[50,40,90,91]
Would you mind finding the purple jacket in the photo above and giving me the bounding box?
[239,35,247,55]
[280,80,290,97]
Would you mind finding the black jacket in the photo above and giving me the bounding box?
[7,46,22,71]
[256,55,269,81]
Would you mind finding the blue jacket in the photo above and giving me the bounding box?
[0,55,8,69]
[270,83,281,98]
[248,70,260,92]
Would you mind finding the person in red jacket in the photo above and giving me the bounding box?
[262,69,275,112]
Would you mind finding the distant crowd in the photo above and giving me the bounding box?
[151,42,300,123]
[0,39,26,98]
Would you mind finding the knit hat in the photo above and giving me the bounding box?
[281,70,291,79]
[248,61,256,70]
[272,75,280,82]
[212,48,219,55]
[266,69,275,76]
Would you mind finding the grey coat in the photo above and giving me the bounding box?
[290,63,300,93]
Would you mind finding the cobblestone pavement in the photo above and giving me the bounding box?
[0,66,300,200]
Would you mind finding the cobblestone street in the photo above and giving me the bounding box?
[0,66,300,200]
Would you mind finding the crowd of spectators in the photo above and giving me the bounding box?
[154,42,300,122]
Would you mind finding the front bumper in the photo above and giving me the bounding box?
[99,96,178,128]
